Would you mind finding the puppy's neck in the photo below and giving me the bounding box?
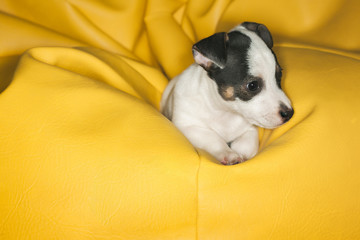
[196,66,241,115]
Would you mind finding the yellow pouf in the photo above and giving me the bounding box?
[1,0,360,239]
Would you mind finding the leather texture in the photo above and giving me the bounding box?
[1,0,360,239]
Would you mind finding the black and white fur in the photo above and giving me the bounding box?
[161,22,294,165]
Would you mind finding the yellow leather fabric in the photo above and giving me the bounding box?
[1,0,360,239]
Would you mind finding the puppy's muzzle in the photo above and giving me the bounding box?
[279,104,294,123]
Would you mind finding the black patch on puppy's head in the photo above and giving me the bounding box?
[193,31,264,102]
[241,22,273,49]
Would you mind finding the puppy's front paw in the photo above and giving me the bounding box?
[219,151,244,165]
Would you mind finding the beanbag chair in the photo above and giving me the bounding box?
[1,0,360,239]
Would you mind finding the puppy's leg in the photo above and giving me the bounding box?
[181,126,242,165]
[230,127,259,161]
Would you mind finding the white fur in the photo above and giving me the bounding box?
[161,25,292,165]
[228,26,292,128]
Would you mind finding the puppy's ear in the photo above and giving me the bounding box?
[192,32,229,71]
[241,22,273,49]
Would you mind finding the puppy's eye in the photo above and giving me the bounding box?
[247,81,259,91]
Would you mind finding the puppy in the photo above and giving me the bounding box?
[160,22,294,165]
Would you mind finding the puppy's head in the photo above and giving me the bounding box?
[192,22,293,129]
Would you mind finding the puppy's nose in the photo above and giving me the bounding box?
[279,105,294,123]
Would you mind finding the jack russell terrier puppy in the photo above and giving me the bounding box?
[160,22,294,165]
